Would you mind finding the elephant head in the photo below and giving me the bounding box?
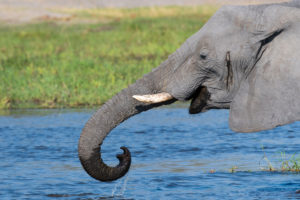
[78,1,300,182]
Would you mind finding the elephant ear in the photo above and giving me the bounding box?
[229,26,300,133]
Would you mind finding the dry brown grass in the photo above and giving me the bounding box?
[58,5,218,24]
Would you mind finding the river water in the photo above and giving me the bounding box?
[0,107,299,199]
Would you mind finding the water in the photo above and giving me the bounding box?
[0,107,299,200]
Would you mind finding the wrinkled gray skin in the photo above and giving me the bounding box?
[79,0,300,182]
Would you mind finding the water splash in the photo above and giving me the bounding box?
[119,174,129,196]
[111,175,129,197]
[111,179,121,197]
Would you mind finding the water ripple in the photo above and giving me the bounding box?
[0,108,299,199]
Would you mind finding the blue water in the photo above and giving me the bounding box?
[0,107,299,200]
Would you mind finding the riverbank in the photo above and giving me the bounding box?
[0,6,217,109]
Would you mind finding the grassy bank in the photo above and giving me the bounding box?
[0,6,217,109]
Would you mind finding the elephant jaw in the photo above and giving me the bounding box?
[132,86,210,114]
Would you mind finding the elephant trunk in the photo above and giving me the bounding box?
[78,72,175,182]
[78,32,200,181]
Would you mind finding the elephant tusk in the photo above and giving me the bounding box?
[133,92,173,103]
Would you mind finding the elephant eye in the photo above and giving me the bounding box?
[199,49,209,60]
[200,54,207,60]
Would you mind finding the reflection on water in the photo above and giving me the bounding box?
[0,107,299,199]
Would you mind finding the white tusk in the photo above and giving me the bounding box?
[133,92,173,103]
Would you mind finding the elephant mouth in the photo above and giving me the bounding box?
[189,86,210,114]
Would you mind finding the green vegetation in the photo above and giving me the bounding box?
[0,6,217,109]
[279,152,300,172]
[260,147,300,173]
[260,153,300,173]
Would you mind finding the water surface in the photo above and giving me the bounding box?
[0,108,299,199]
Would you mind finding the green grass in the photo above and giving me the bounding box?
[279,152,300,172]
[260,147,300,173]
[0,6,217,109]
[260,154,300,173]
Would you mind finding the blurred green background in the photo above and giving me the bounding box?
[0,6,218,109]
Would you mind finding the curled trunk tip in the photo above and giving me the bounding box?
[101,146,131,182]
[78,144,131,182]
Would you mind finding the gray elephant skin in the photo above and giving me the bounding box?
[78,0,300,182]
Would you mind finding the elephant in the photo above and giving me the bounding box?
[78,0,300,182]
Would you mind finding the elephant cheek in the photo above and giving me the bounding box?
[189,86,210,114]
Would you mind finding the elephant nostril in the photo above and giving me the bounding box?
[116,146,131,164]
[120,146,129,156]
